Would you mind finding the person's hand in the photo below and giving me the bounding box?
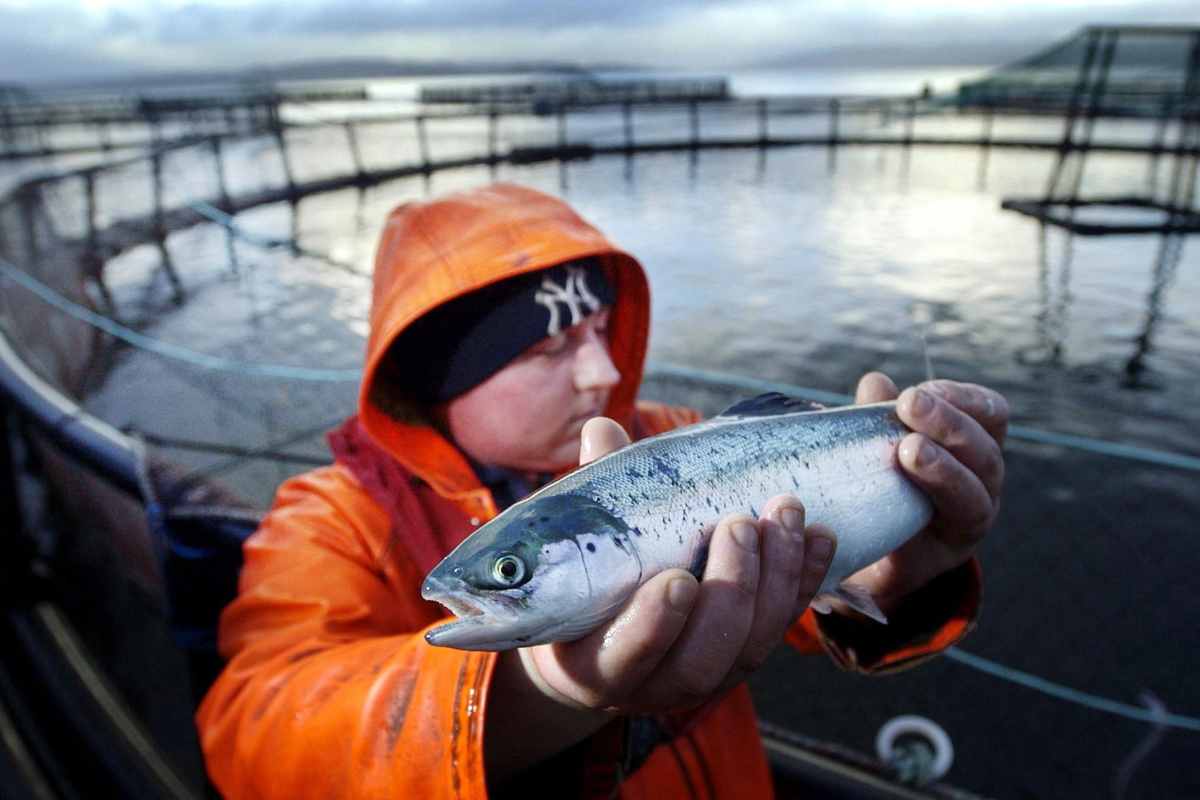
[847,372,1008,613]
[524,418,838,715]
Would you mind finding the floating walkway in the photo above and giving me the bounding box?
[419,77,729,108]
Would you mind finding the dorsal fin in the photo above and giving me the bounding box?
[716,392,826,419]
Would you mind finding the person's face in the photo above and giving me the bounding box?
[436,308,620,473]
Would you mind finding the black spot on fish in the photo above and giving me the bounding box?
[749,505,758,518]
[632,526,643,537]
[540,516,550,523]
[650,454,682,484]
[586,542,596,553]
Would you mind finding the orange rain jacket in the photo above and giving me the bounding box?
[196,183,981,799]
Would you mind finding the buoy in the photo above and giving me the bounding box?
[875,715,954,785]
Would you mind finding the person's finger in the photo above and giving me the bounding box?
[897,432,995,547]
[923,380,1009,446]
[635,514,761,709]
[579,417,631,465]
[896,387,1005,503]
[531,568,697,710]
[792,524,837,620]
[856,372,899,405]
[724,497,807,684]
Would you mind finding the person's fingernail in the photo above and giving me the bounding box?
[913,439,936,467]
[667,577,697,612]
[731,521,759,553]
[780,507,803,536]
[910,388,932,416]
[900,436,934,468]
[808,534,834,563]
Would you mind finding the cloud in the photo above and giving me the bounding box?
[3,0,1197,85]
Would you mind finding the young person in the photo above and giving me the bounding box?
[196,183,1006,799]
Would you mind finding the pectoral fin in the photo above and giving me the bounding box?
[811,583,888,625]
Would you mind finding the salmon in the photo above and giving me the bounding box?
[422,393,932,650]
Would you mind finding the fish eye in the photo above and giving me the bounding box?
[491,554,527,587]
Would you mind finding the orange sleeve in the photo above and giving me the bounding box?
[195,468,496,800]
[785,558,982,673]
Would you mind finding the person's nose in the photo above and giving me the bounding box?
[574,333,620,392]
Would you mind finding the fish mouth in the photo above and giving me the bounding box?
[422,577,548,651]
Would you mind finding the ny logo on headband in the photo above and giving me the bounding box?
[535,265,602,336]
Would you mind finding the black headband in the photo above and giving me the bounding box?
[387,258,616,403]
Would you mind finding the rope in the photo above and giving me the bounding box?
[0,258,361,382]
[944,648,1200,733]
[645,362,1200,473]
[187,200,285,249]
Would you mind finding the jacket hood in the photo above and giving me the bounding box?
[359,183,651,506]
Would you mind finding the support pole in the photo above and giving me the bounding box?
[0,101,14,158]
[978,106,995,188]
[209,135,232,210]
[81,170,115,313]
[84,171,98,255]
[1066,29,1119,205]
[344,122,365,181]
[1045,28,1102,199]
[1162,31,1200,224]
[98,120,112,152]
[487,109,499,163]
[272,117,296,196]
[757,98,769,145]
[415,115,430,172]
[828,98,840,171]
[903,97,916,148]
[622,101,634,152]
[689,100,699,149]
[1147,95,1174,199]
[151,149,164,235]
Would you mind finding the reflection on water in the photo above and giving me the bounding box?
[1125,233,1188,388]
[1018,221,1191,392]
[1019,223,1074,368]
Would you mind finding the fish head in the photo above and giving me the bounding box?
[422,493,644,650]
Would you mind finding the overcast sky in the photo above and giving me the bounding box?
[2,0,1196,85]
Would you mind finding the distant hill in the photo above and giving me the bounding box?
[34,57,643,92]
[1,83,33,103]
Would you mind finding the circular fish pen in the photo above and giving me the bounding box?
[2,73,1200,799]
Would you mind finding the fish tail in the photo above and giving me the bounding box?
[811,582,888,625]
